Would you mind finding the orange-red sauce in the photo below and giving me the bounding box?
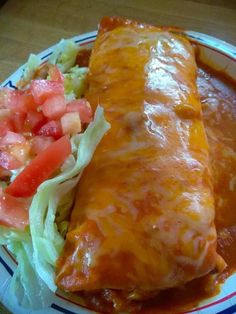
[76,49,91,67]
[73,51,236,313]
[199,62,236,274]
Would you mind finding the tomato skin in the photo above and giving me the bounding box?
[26,110,47,133]
[30,80,64,105]
[66,99,92,123]
[42,95,66,119]
[5,136,71,197]
[37,120,63,139]
[0,189,30,230]
[0,151,21,170]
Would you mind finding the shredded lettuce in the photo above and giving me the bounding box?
[0,227,53,309]
[0,106,110,309]
[48,39,79,73]
[22,40,88,100]
[64,66,88,101]
[22,53,41,82]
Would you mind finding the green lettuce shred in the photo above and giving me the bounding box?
[0,106,110,309]
[22,54,41,82]
[48,39,79,73]
[64,66,88,100]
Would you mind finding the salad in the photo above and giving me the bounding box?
[0,39,110,309]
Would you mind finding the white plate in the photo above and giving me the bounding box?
[0,30,236,314]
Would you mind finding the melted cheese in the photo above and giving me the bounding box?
[56,17,219,298]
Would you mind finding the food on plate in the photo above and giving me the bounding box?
[0,15,236,314]
[56,16,224,312]
[0,38,110,309]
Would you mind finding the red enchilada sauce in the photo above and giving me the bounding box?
[198,62,236,275]
[75,51,236,313]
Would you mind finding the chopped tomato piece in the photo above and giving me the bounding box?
[26,110,47,133]
[5,136,71,197]
[19,90,37,112]
[37,120,63,139]
[0,119,13,137]
[42,94,66,119]
[0,131,25,147]
[48,65,64,83]
[0,88,18,109]
[30,80,64,105]
[61,112,81,135]
[0,151,21,170]
[0,189,30,230]
[0,88,35,113]
[10,142,31,165]
[10,112,27,133]
[0,109,10,120]
[66,99,92,123]
[31,136,54,155]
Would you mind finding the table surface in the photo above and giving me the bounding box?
[0,0,236,83]
[0,0,235,313]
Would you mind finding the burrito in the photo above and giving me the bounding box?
[56,17,221,309]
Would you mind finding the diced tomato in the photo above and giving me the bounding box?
[31,136,54,155]
[66,99,93,123]
[42,94,66,119]
[48,65,64,83]
[61,112,81,135]
[6,136,71,197]
[0,88,18,109]
[0,88,35,113]
[10,112,27,133]
[0,151,21,170]
[9,142,31,165]
[18,90,37,112]
[25,110,47,133]
[30,80,64,105]
[0,189,30,230]
[0,119,13,137]
[0,109,10,120]
[0,131,25,147]
[37,120,63,139]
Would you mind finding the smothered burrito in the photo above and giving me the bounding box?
[56,17,224,311]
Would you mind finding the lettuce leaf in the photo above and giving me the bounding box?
[30,106,110,292]
[0,226,54,309]
[0,106,110,309]
[22,54,41,82]
[48,39,79,73]
[64,66,88,101]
